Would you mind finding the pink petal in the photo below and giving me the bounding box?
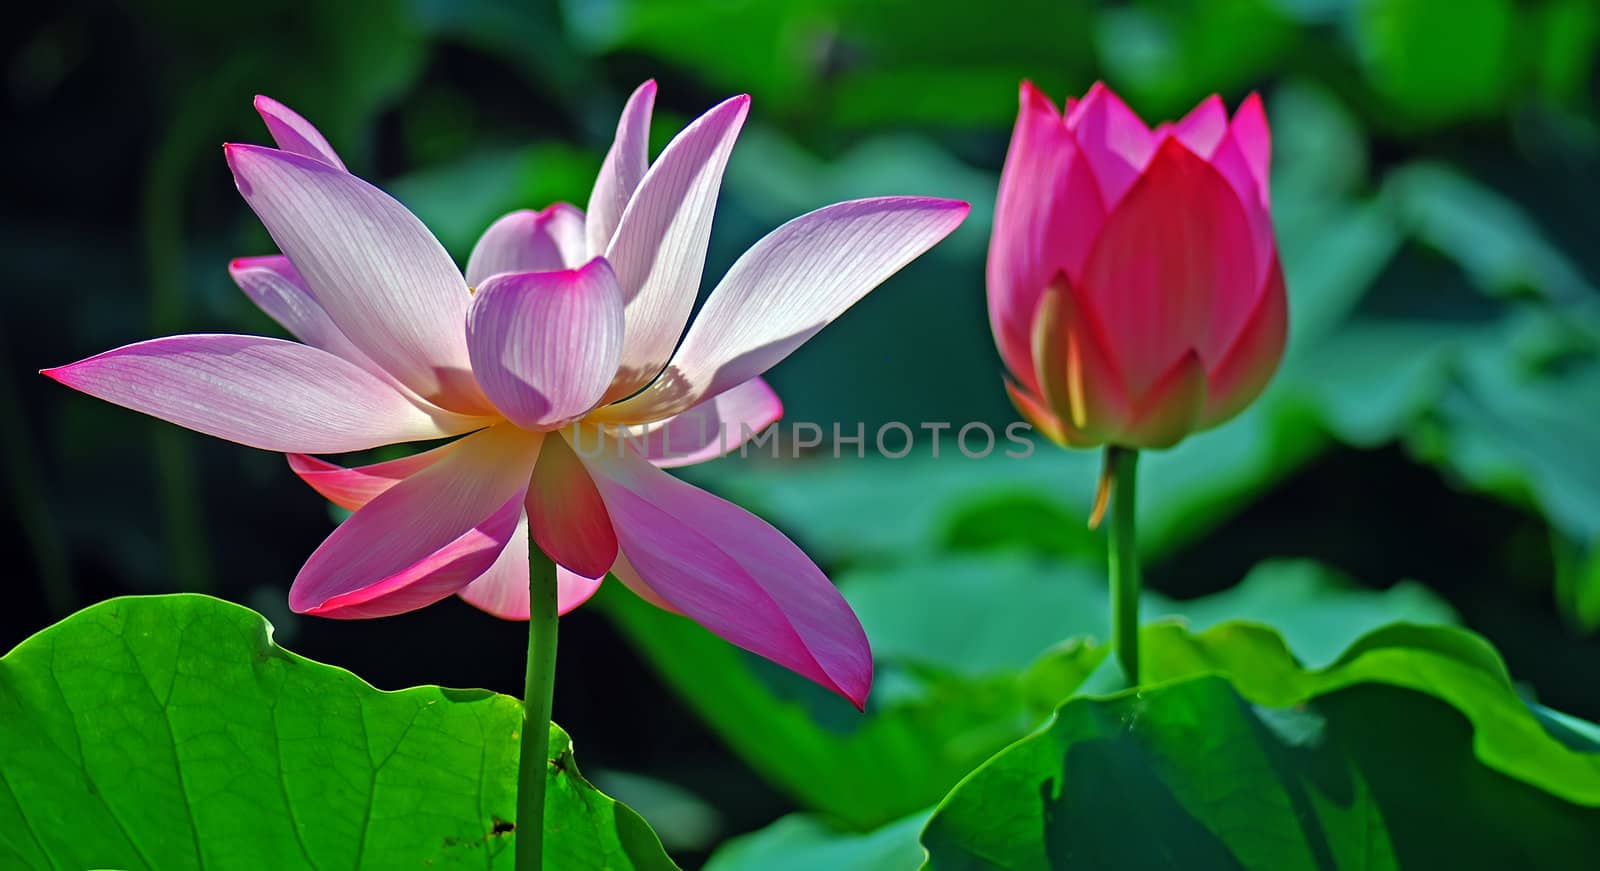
[465,204,588,287]
[230,255,466,417]
[585,80,658,258]
[43,334,479,453]
[1229,93,1271,206]
[586,445,872,708]
[224,144,485,412]
[1206,132,1276,280]
[989,81,1107,394]
[284,448,604,618]
[1030,275,1133,441]
[305,496,526,619]
[602,94,750,402]
[632,376,783,468]
[1170,92,1277,281]
[1064,82,1157,206]
[1076,138,1258,399]
[1122,349,1207,449]
[1172,94,1227,157]
[290,425,542,615]
[557,569,606,613]
[1202,256,1287,428]
[1205,94,1278,279]
[456,513,605,620]
[284,446,606,618]
[286,444,455,511]
[228,255,381,372]
[465,259,626,430]
[608,549,681,614]
[598,197,969,424]
[253,96,346,170]
[525,431,618,579]
[1004,378,1094,449]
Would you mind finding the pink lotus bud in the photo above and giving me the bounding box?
[990,82,1287,450]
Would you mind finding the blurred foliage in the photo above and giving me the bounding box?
[704,810,929,871]
[924,675,1600,869]
[604,558,1460,829]
[582,0,1097,128]
[5,0,1599,866]
[712,619,1600,870]
[921,621,1600,868]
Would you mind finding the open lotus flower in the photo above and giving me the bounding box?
[43,84,968,707]
[991,82,1286,450]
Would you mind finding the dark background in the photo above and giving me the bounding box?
[4,0,1598,865]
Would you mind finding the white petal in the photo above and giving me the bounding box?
[44,334,481,453]
[466,204,588,286]
[599,197,968,423]
[602,94,750,401]
[225,144,485,411]
[585,80,657,258]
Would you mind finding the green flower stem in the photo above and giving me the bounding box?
[1107,446,1141,686]
[517,547,560,871]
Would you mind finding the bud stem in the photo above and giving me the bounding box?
[516,546,560,871]
[1106,446,1141,686]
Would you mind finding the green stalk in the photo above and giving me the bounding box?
[516,547,560,871]
[1107,447,1141,686]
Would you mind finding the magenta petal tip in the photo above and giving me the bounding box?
[1018,79,1054,110]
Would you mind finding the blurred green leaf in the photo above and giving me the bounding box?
[592,0,1093,128]
[593,0,823,110]
[844,558,1108,678]
[683,447,1093,568]
[1287,303,1600,629]
[851,557,1456,676]
[0,595,676,870]
[1411,312,1600,547]
[1275,195,1400,346]
[1167,561,1460,667]
[687,407,1325,570]
[1533,701,1600,753]
[588,769,723,854]
[1355,0,1513,127]
[705,810,928,871]
[139,0,429,159]
[1553,534,1600,632]
[1288,321,1469,446]
[1527,0,1600,102]
[725,126,996,249]
[819,0,1095,127]
[417,0,585,98]
[390,144,599,259]
[1095,0,1297,119]
[1269,81,1369,203]
[923,622,1600,869]
[1384,163,1596,304]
